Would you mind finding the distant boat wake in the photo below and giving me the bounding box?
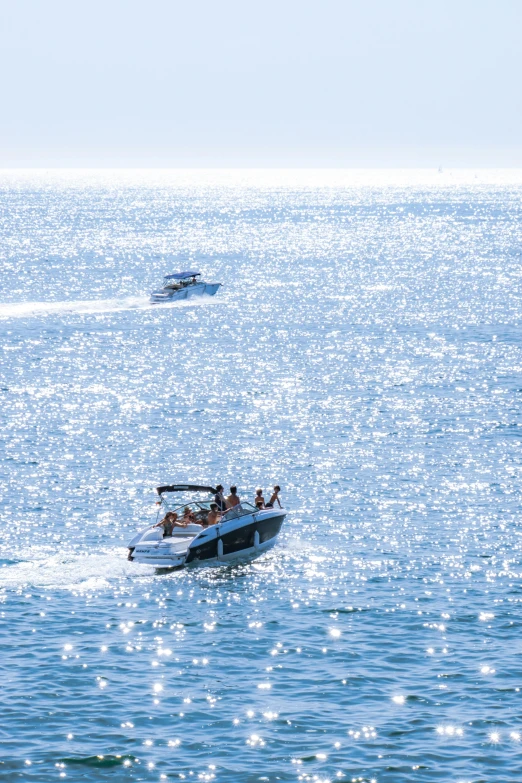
[0,295,218,319]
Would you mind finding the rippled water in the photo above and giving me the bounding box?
[1,169,522,782]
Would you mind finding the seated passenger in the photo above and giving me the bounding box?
[207,503,221,526]
[254,488,265,509]
[154,512,179,537]
[267,485,282,508]
[181,506,196,526]
[226,486,240,508]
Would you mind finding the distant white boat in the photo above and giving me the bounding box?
[150,270,221,304]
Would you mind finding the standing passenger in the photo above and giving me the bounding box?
[214,484,227,512]
[226,486,240,508]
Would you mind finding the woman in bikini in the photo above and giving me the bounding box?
[154,512,179,537]
[254,488,265,509]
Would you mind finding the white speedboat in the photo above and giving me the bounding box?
[127,484,286,568]
[150,270,221,304]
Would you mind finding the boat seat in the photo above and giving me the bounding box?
[139,529,163,542]
[170,524,203,535]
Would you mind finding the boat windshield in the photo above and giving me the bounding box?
[157,499,213,525]
[220,502,258,520]
[164,276,199,290]
[156,499,258,525]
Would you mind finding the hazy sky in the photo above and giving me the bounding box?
[0,0,520,166]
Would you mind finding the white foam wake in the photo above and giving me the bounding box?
[0,549,154,590]
[0,295,219,319]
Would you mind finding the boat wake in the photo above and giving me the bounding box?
[0,295,219,319]
[0,549,151,590]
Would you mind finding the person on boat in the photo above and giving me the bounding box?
[266,485,282,509]
[207,503,221,526]
[254,488,265,509]
[154,512,179,537]
[226,486,240,508]
[182,506,196,525]
[214,485,227,512]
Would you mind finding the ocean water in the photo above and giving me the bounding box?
[1,168,522,783]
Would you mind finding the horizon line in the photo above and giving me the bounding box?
[1,165,522,171]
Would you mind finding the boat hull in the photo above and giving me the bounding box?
[150,282,221,304]
[129,509,286,568]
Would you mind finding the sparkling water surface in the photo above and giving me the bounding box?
[1,169,522,782]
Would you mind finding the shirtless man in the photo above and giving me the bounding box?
[207,503,221,526]
[267,485,282,508]
[226,486,240,508]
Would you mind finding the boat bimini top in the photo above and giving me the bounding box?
[156,483,216,496]
[163,270,201,280]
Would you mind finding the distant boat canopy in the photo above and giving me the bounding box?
[164,270,201,280]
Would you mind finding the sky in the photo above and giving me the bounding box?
[0,0,521,167]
